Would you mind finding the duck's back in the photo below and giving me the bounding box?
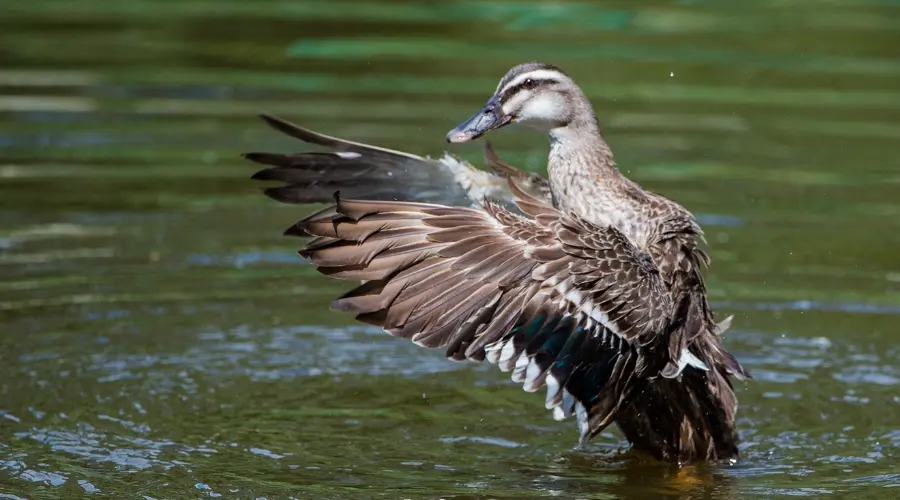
[608,193,749,461]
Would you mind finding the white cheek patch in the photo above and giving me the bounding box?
[520,94,563,122]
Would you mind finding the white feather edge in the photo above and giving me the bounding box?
[677,347,709,374]
[575,401,589,445]
[483,341,587,437]
[562,290,621,336]
[485,341,707,436]
[511,353,529,383]
[436,153,506,204]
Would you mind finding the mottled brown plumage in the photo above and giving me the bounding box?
[246,62,749,463]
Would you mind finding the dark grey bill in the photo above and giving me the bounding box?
[446,96,512,143]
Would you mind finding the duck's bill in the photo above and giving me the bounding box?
[446,97,512,143]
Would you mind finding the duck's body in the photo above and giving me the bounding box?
[246,62,749,463]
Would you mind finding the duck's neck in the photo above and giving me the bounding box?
[546,113,638,227]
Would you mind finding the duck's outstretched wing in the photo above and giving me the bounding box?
[245,114,548,208]
[279,178,698,445]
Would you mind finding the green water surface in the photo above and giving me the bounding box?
[1,0,899,498]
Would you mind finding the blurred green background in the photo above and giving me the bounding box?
[1,0,899,498]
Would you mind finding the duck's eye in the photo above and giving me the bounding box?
[523,78,536,89]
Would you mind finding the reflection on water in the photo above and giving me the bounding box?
[1,0,899,498]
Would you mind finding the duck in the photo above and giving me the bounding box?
[244,61,750,463]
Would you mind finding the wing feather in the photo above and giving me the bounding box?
[284,182,678,439]
[247,114,550,207]
[247,114,748,461]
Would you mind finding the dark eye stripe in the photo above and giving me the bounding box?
[499,78,560,104]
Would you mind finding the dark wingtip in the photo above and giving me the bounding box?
[284,222,309,237]
[250,168,277,181]
[354,310,387,327]
[262,186,296,203]
[258,113,286,129]
[244,152,288,167]
[256,113,324,145]
[258,113,296,135]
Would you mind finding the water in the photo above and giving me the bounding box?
[1,0,899,497]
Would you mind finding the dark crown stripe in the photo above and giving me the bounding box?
[499,78,560,104]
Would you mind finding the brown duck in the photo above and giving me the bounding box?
[245,62,750,463]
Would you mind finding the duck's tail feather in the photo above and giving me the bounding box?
[245,114,510,207]
[615,292,745,462]
[615,362,740,462]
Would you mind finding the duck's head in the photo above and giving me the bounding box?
[447,62,585,143]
